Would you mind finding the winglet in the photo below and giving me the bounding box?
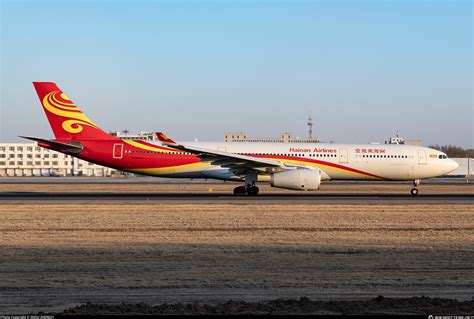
[156,132,177,146]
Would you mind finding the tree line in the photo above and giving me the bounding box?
[428,145,474,158]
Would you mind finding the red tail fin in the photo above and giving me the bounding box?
[33,82,113,140]
[156,132,177,145]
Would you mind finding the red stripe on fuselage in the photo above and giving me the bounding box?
[78,140,384,178]
[255,154,385,179]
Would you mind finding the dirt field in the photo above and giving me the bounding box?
[0,183,473,314]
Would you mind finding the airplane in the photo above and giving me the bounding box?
[21,82,459,196]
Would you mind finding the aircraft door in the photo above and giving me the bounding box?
[417,150,427,165]
[339,149,348,163]
[113,143,124,159]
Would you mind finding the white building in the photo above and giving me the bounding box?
[0,143,115,177]
[385,136,421,146]
[109,130,157,141]
[0,131,158,177]
[446,158,474,177]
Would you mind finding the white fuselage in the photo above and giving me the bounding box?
[146,141,458,181]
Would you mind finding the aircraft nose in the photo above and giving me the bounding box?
[446,159,459,173]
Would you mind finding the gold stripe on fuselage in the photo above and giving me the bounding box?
[123,140,178,153]
[128,161,210,175]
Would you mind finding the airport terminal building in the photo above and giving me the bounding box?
[0,143,114,177]
[0,131,157,177]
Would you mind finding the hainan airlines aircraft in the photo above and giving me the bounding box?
[21,82,458,196]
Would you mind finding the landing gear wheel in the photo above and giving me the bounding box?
[233,186,246,196]
[233,185,259,196]
[410,188,419,196]
[247,186,259,196]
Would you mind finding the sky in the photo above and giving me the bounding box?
[1,0,472,147]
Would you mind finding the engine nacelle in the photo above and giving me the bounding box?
[271,169,321,191]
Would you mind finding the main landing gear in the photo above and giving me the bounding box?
[233,171,259,196]
[411,179,420,196]
[233,185,259,196]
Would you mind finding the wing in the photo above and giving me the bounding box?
[155,132,308,175]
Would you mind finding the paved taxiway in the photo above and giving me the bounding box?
[1,178,472,204]
[1,191,473,204]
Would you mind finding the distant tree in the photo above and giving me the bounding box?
[428,145,474,158]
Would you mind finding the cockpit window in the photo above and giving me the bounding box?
[438,154,448,159]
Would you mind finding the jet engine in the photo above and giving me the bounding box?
[271,169,321,191]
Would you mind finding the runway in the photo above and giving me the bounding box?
[1,191,473,204]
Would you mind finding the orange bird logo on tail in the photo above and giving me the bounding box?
[42,90,97,134]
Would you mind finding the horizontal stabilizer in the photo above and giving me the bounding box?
[19,136,83,153]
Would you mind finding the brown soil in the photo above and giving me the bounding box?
[60,296,474,315]
[0,199,473,313]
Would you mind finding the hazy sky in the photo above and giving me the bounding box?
[1,0,472,147]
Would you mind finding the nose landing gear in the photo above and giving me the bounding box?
[411,179,420,196]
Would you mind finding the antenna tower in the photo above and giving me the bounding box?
[307,114,314,139]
